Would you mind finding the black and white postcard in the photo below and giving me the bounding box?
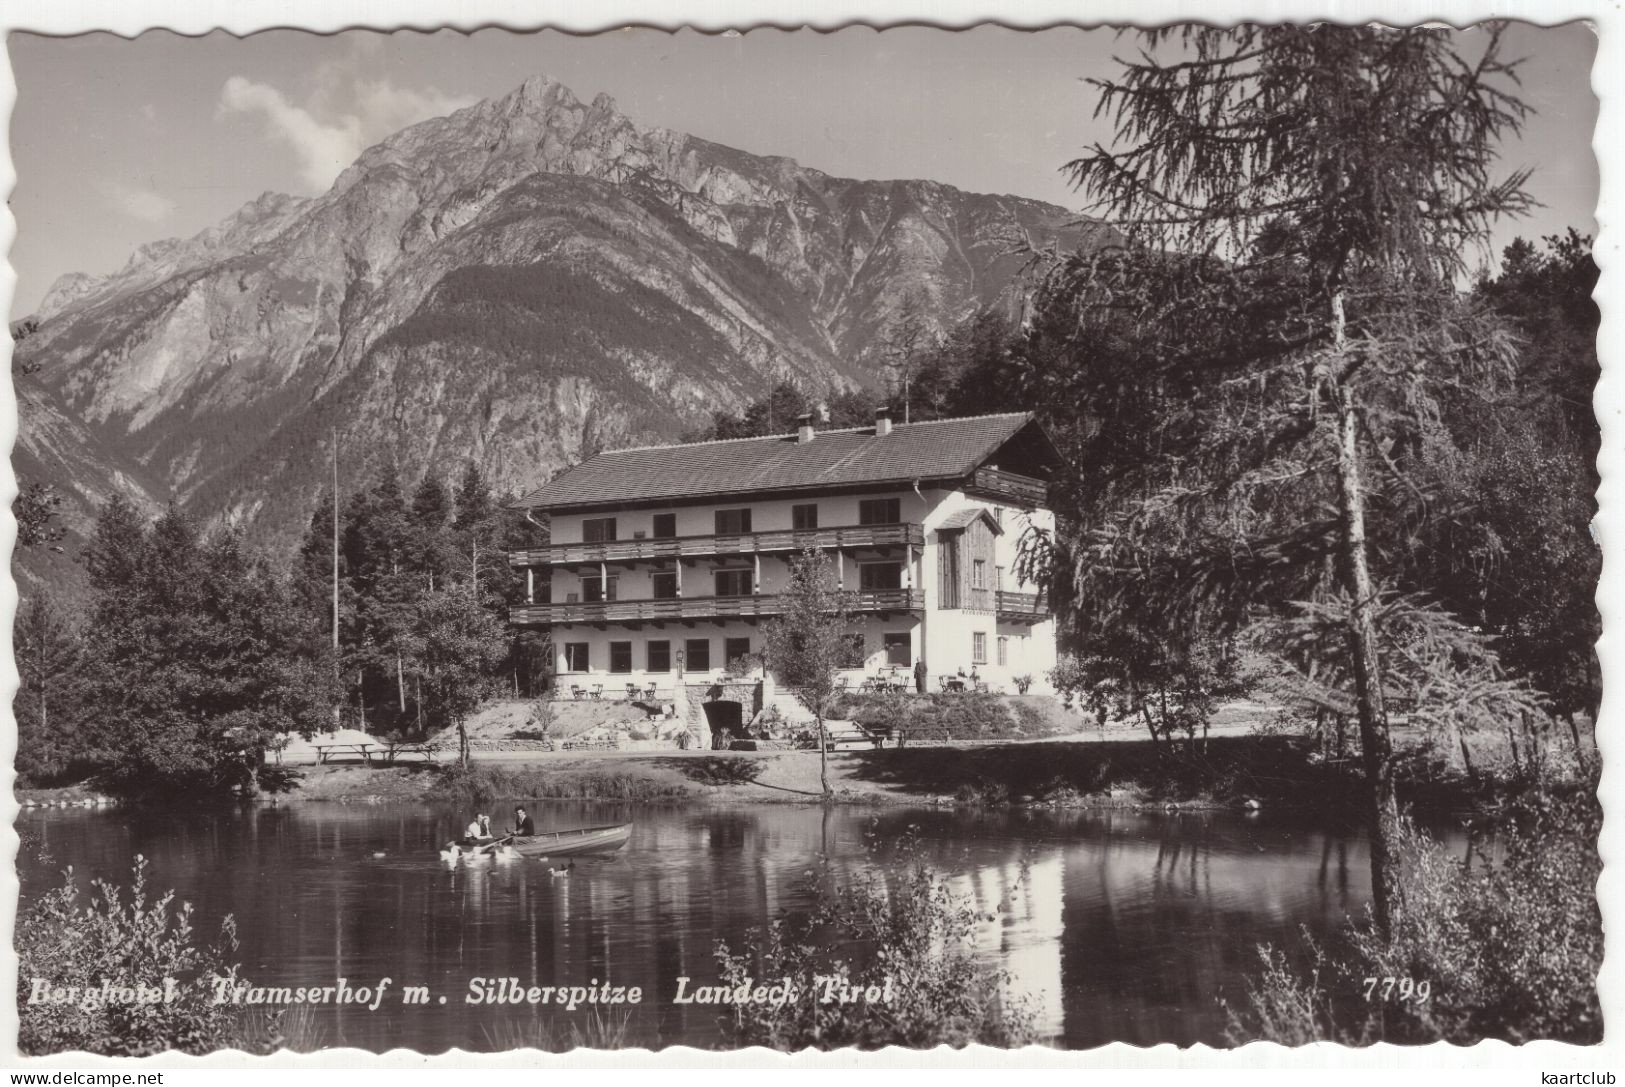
[3,0,1612,1071]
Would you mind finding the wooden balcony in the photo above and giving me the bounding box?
[509,523,924,568]
[995,590,1051,623]
[965,468,1049,509]
[510,588,926,626]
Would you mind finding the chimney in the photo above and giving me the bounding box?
[875,406,894,437]
[796,413,815,443]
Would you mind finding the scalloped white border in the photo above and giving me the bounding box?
[0,0,1612,1073]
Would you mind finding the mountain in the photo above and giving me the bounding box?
[14,73,1113,582]
[12,376,168,610]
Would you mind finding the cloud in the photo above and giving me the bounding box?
[217,73,476,192]
[219,76,362,191]
[101,180,178,223]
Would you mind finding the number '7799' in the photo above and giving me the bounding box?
[1363,976,1431,1002]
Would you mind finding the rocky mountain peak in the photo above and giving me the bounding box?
[15,70,1114,593]
[505,73,581,114]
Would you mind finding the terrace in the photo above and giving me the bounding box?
[509,523,924,568]
[510,587,926,626]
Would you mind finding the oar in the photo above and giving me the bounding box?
[472,834,515,856]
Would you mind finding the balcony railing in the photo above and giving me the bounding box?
[510,588,925,626]
[965,468,1049,508]
[995,590,1051,622]
[509,523,924,568]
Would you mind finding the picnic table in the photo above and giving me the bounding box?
[380,739,440,764]
[313,742,378,765]
[312,739,440,765]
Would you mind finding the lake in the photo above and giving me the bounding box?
[15,800,1421,1052]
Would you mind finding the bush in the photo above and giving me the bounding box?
[1225,778,1602,1044]
[18,857,247,1056]
[834,691,1060,742]
[714,838,1036,1048]
[427,765,689,805]
[681,757,765,786]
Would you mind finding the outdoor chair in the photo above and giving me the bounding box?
[591,684,604,700]
[643,684,658,700]
[626,683,639,701]
[571,685,585,700]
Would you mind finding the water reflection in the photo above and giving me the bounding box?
[17,801,1404,1052]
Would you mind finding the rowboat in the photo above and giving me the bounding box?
[508,822,632,857]
[444,821,632,860]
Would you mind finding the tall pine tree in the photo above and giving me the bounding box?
[1047,25,1535,933]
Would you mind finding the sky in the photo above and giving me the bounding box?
[4,22,1600,318]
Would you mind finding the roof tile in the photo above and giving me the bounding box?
[514,412,1039,511]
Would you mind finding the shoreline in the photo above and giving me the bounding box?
[20,732,1550,818]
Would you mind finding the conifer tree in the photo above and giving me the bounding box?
[1050,25,1534,933]
[14,592,86,784]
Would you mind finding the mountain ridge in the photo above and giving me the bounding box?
[15,72,1112,584]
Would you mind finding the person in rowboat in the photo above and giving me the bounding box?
[511,806,534,838]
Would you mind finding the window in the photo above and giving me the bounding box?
[715,569,753,597]
[715,508,752,534]
[652,513,676,538]
[971,560,987,589]
[840,633,866,668]
[859,562,903,591]
[582,517,617,543]
[997,636,1009,667]
[609,642,633,673]
[858,497,901,526]
[972,632,988,665]
[581,575,618,603]
[995,565,1005,591]
[652,571,678,599]
[792,503,819,530]
[884,632,911,667]
[647,640,672,672]
[684,639,711,672]
[563,643,590,672]
[939,535,960,608]
[724,638,752,668]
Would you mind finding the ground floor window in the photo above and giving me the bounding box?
[972,632,987,665]
[648,640,671,672]
[997,635,1009,667]
[883,632,910,667]
[840,632,866,668]
[609,641,633,673]
[724,637,752,668]
[684,638,711,672]
[563,642,590,672]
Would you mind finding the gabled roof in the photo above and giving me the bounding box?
[935,507,1004,535]
[513,412,1057,512]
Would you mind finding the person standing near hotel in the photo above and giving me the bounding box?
[914,659,927,694]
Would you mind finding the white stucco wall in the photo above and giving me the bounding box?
[529,483,1058,695]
